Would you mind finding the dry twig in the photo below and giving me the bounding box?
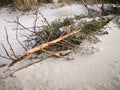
[4,27,18,59]
[16,17,28,51]
[1,43,15,60]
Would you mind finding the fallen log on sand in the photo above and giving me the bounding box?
[9,30,81,66]
[26,30,81,56]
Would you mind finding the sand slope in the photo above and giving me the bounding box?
[2,20,120,90]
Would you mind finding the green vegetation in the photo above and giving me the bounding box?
[51,18,73,29]
[82,18,112,34]
[43,17,74,41]
[29,16,112,52]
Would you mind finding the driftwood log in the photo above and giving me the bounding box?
[26,30,81,56]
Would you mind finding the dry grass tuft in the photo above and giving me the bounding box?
[14,0,38,11]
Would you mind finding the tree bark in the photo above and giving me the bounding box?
[26,30,81,55]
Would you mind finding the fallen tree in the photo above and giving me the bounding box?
[8,29,81,66]
[26,29,81,56]
[0,9,113,67]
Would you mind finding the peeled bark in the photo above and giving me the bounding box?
[26,30,81,55]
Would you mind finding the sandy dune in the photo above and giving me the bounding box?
[0,4,120,90]
[1,20,119,90]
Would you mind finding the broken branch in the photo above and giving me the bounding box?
[26,30,81,55]
[4,27,18,59]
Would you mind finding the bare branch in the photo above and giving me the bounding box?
[14,21,35,33]
[8,54,27,67]
[0,42,15,60]
[4,27,18,59]
[81,0,92,17]
[26,30,81,55]
[4,19,34,33]
[33,7,39,32]
[16,17,28,51]
[39,11,50,27]
[0,54,11,60]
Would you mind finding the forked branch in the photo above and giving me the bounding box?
[26,29,81,55]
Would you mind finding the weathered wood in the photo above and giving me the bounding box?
[26,30,81,55]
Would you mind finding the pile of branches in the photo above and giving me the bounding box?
[0,8,113,67]
[0,10,82,66]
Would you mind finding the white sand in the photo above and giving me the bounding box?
[0,4,88,64]
[0,4,120,90]
[3,21,120,90]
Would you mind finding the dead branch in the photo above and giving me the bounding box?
[16,17,28,51]
[39,11,52,42]
[15,17,46,42]
[26,30,81,55]
[4,19,34,33]
[4,27,18,59]
[39,11,50,27]
[81,0,91,17]
[8,54,27,66]
[14,21,34,33]
[33,8,39,32]
[0,54,11,60]
[0,43,15,60]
